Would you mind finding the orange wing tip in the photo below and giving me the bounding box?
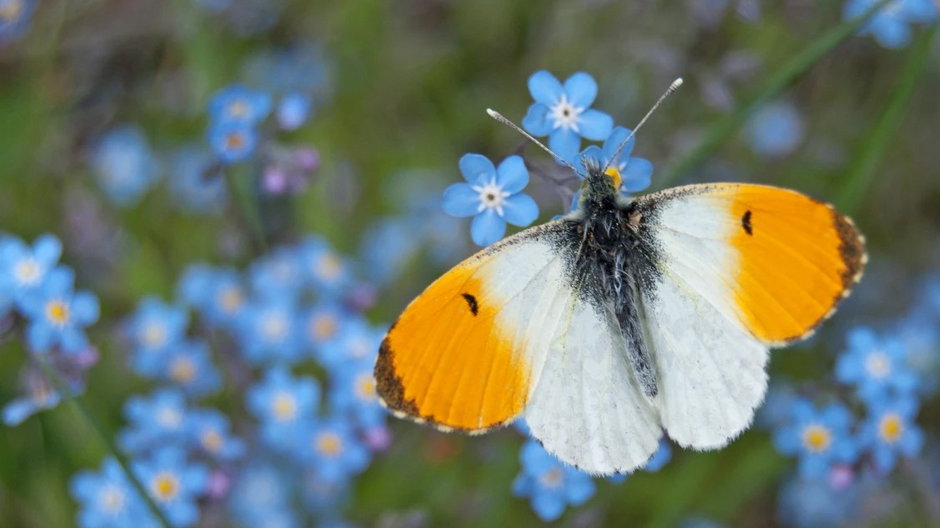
[374,335,516,435]
[763,204,867,347]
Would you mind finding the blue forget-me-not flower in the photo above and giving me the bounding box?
[90,125,160,207]
[133,446,209,528]
[836,326,918,404]
[859,394,924,473]
[522,71,614,163]
[512,438,596,521]
[0,233,62,308]
[442,154,539,246]
[844,0,939,49]
[773,398,859,478]
[20,267,99,354]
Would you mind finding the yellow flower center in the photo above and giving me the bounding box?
[316,432,343,458]
[801,424,832,453]
[169,357,196,384]
[310,314,337,340]
[355,374,376,401]
[13,258,40,285]
[45,299,70,326]
[142,323,167,348]
[218,287,243,313]
[878,413,904,444]
[272,393,297,421]
[98,485,126,513]
[0,0,24,22]
[316,253,341,280]
[201,429,223,453]
[604,166,622,189]
[225,132,246,150]
[151,472,180,502]
[539,467,565,489]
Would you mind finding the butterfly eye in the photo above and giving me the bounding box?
[604,167,622,189]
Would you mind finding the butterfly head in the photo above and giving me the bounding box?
[578,158,623,211]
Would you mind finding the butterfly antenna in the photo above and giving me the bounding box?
[485,108,583,176]
[603,77,684,174]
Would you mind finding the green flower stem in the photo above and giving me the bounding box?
[225,169,269,254]
[837,24,938,215]
[34,356,173,528]
[657,0,896,187]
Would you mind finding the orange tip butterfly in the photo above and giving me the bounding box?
[374,79,866,475]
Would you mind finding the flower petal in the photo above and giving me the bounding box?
[548,129,581,165]
[604,126,635,161]
[621,158,653,192]
[33,235,62,265]
[563,72,598,108]
[528,71,564,105]
[470,210,506,246]
[441,183,480,217]
[458,153,496,183]
[495,155,529,194]
[577,109,614,141]
[72,292,100,324]
[522,103,552,136]
[575,145,605,175]
[501,193,539,227]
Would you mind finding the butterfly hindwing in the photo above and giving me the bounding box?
[523,296,661,474]
[635,183,866,448]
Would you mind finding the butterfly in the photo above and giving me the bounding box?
[373,94,866,476]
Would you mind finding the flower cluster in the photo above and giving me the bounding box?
[765,273,940,526]
[87,47,327,213]
[0,234,100,425]
[442,71,654,246]
[70,236,387,527]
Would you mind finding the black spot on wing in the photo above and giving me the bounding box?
[461,293,479,316]
[742,210,753,235]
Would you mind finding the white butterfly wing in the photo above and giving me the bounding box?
[524,296,661,475]
[636,183,864,449]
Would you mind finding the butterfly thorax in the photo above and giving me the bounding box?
[563,162,660,397]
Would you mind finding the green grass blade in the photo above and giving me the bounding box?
[657,0,896,187]
[836,24,938,215]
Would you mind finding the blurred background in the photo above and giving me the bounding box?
[0,0,938,527]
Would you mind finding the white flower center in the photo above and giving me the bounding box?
[865,351,892,379]
[156,406,183,429]
[261,313,288,341]
[548,94,584,132]
[309,313,338,341]
[142,323,167,348]
[13,258,42,286]
[97,485,126,514]
[471,179,510,216]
